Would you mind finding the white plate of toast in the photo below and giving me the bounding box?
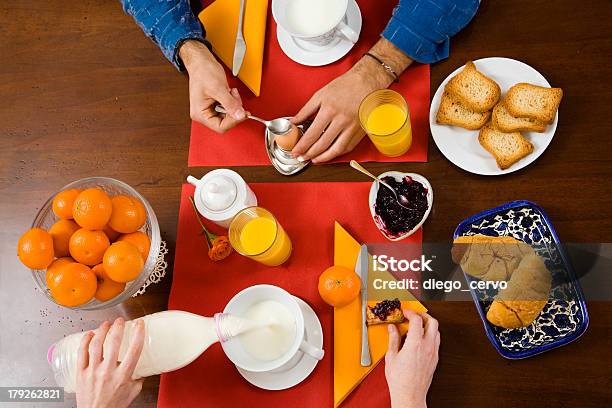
[430,57,563,176]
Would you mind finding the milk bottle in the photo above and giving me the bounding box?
[48,311,265,393]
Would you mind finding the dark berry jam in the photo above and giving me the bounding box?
[371,298,401,321]
[374,176,429,238]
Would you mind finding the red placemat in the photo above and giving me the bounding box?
[158,182,423,407]
[188,0,430,167]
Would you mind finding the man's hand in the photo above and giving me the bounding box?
[385,310,440,408]
[76,318,145,408]
[291,38,412,163]
[179,40,246,133]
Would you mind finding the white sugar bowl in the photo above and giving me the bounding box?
[187,170,257,228]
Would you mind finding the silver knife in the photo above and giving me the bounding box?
[358,244,372,366]
[232,0,247,77]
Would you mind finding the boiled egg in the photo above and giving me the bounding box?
[274,125,301,151]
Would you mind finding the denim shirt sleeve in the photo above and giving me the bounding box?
[382,0,479,64]
[120,0,207,70]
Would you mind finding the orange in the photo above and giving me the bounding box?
[72,188,112,230]
[48,219,80,258]
[117,231,151,261]
[102,224,120,242]
[318,265,361,307]
[69,228,110,266]
[48,262,97,307]
[17,228,54,269]
[103,241,144,283]
[46,257,75,287]
[52,189,81,219]
[92,264,126,302]
[108,195,146,233]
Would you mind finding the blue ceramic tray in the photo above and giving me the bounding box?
[454,200,589,359]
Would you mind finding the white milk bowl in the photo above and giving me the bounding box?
[222,285,323,373]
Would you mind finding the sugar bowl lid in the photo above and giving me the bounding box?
[200,175,237,212]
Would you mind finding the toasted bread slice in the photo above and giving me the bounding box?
[492,102,547,133]
[437,91,491,130]
[478,123,534,170]
[445,61,501,113]
[504,83,563,123]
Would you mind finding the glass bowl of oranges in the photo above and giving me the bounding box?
[19,177,161,310]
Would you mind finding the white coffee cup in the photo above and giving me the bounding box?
[221,285,324,373]
[272,0,359,47]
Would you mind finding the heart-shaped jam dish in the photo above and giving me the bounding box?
[368,171,433,241]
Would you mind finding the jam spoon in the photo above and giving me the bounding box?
[350,160,411,209]
[214,105,291,134]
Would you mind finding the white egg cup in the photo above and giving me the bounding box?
[368,171,434,241]
[265,118,310,176]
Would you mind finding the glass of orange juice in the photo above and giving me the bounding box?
[358,89,412,157]
[229,207,292,266]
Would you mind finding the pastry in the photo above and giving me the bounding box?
[486,254,551,328]
[452,235,551,329]
[452,234,534,281]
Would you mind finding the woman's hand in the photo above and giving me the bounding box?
[179,40,247,133]
[290,60,388,163]
[291,38,412,163]
[76,318,145,408]
[385,310,440,408]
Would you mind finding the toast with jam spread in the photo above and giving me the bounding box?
[366,299,405,325]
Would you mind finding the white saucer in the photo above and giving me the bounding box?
[430,57,559,176]
[236,296,324,390]
[276,0,362,66]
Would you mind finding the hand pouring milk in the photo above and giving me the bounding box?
[47,310,282,393]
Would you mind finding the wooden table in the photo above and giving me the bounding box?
[1,1,610,406]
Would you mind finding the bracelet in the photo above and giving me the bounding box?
[364,52,399,83]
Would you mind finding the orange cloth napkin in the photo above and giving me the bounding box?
[199,0,268,96]
[333,222,427,407]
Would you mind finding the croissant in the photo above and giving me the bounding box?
[486,254,551,328]
[452,235,534,281]
[452,235,551,329]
